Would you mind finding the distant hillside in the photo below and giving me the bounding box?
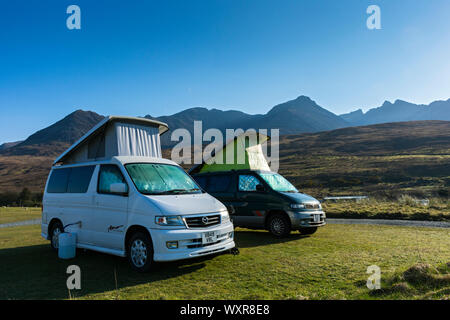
[279,121,450,156]
[0,141,22,151]
[278,121,450,198]
[1,110,104,156]
[148,96,349,146]
[341,99,450,126]
[1,120,448,195]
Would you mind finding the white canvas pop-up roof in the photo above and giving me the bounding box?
[54,116,169,166]
[189,131,271,174]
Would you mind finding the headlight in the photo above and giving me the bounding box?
[155,216,185,226]
[220,210,230,223]
[290,203,305,209]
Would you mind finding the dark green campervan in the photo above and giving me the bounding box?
[191,169,326,237]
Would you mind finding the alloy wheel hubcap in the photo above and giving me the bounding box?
[52,227,61,248]
[271,218,284,234]
[131,239,148,267]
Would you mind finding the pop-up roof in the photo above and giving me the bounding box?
[54,116,169,165]
[189,131,271,174]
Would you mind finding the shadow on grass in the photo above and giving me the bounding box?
[0,243,213,300]
[0,230,311,299]
[234,229,309,249]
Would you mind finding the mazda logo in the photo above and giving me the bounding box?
[202,216,209,224]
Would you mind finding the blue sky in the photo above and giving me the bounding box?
[0,0,449,143]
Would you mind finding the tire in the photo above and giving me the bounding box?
[299,227,318,235]
[49,220,64,251]
[268,213,291,237]
[127,232,154,272]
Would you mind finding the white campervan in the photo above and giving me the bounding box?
[41,116,235,272]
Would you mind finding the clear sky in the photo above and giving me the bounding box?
[1,0,449,143]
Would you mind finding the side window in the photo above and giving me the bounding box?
[194,176,208,190]
[238,175,260,192]
[98,165,128,195]
[208,175,232,193]
[67,166,95,193]
[47,168,71,193]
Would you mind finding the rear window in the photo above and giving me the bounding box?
[207,175,232,193]
[47,168,70,193]
[67,166,95,193]
[47,166,95,194]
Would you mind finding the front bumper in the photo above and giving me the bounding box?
[288,210,326,229]
[149,222,235,262]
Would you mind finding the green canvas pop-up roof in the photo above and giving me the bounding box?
[189,131,271,174]
[54,116,169,166]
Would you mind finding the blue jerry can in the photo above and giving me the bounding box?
[58,232,77,259]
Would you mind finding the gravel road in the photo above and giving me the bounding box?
[0,219,41,229]
[1,218,449,229]
[327,218,450,229]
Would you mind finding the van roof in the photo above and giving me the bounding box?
[54,116,169,166]
[192,169,273,176]
[53,156,179,169]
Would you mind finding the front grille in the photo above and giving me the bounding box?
[185,214,221,228]
[305,203,321,210]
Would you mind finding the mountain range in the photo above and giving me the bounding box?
[0,110,104,156]
[341,98,450,126]
[146,95,349,146]
[1,95,449,156]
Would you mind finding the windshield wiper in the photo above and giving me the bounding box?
[157,188,201,195]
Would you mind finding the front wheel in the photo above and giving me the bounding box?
[268,214,291,237]
[299,227,318,235]
[127,232,154,272]
[49,221,63,251]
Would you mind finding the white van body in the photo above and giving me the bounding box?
[41,116,235,269]
[41,156,235,262]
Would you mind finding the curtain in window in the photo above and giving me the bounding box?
[115,122,162,158]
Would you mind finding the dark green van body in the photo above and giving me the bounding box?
[192,169,326,232]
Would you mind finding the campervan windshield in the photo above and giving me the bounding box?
[125,163,202,195]
[259,172,298,193]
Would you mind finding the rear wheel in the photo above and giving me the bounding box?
[268,214,291,237]
[299,227,318,235]
[127,232,154,272]
[49,221,63,251]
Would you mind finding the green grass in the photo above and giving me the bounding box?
[323,198,450,221]
[0,207,41,224]
[0,224,448,300]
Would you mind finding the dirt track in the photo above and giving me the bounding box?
[1,218,449,229]
[327,218,450,229]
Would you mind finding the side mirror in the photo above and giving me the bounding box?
[110,183,128,195]
[256,184,265,192]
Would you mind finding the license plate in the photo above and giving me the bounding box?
[314,214,321,223]
[202,231,218,244]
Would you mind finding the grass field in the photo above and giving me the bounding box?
[0,207,41,224]
[323,198,450,221]
[0,224,448,300]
